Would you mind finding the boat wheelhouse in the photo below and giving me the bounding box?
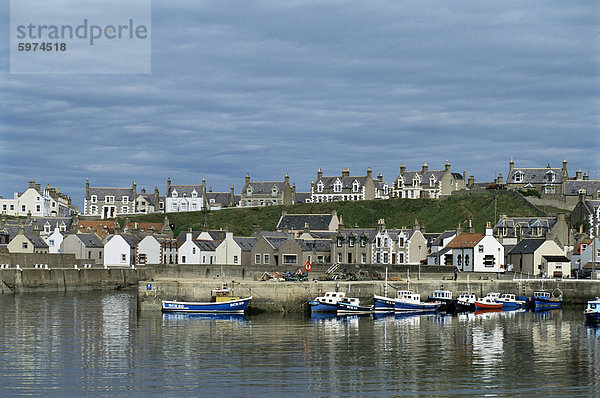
[584,298,600,322]
[395,291,441,312]
[496,294,525,308]
[310,292,348,313]
[533,290,562,310]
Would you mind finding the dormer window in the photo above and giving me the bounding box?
[191,190,198,198]
[545,171,556,183]
[59,222,66,232]
[334,180,342,193]
[247,187,253,197]
[122,196,129,204]
[337,237,343,247]
[514,171,524,183]
[353,181,360,192]
[317,182,324,193]
[360,237,367,247]
[349,237,355,247]
[91,195,97,203]
[105,196,114,203]
[172,190,178,198]
[399,237,404,247]
[412,177,420,187]
[272,187,278,196]
[429,177,435,187]
[44,223,51,234]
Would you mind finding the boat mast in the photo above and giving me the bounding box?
[384,267,388,297]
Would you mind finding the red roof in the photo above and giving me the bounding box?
[445,233,484,248]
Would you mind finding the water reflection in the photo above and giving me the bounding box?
[0,292,599,396]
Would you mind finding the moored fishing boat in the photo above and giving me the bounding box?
[309,292,348,313]
[495,294,526,309]
[584,298,600,322]
[474,295,503,310]
[395,291,441,312]
[336,297,373,315]
[427,290,454,311]
[453,293,477,312]
[532,289,562,310]
[373,294,397,312]
[162,284,252,314]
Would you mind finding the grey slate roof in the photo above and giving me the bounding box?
[316,176,367,189]
[193,240,221,251]
[430,231,457,247]
[24,234,48,248]
[242,181,285,195]
[494,217,557,239]
[263,236,289,250]
[176,230,222,243]
[76,233,103,248]
[86,187,134,200]
[565,180,600,196]
[295,192,312,203]
[167,185,203,197]
[233,237,257,252]
[508,239,546,254]
[206,192,232,206]
[508,168,564,184]
[277,214,333,231]
[542,255,570,262]
[297,239,331,252]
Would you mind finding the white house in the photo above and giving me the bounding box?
[178,232,220,265]
[215,232,242,265]
[45,227,65,254]
[137,235,162,266]
[165,178,206,213]
[446,222,504,273]
[104,234,140,268]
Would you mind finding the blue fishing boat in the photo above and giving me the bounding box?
[309,291,348,313]
[584,298,600,322]
[427,290,454,311]
[532,289,562,310]
[162,284,252,314]
[495,294,526,309]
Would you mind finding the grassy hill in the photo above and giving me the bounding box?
[119,191,548,237]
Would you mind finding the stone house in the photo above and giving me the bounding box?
[84,179,137,219]
[276,211,340,235]
[332,228,376,265]
[506,238,566,277]
[0,180,73,217]
[493,214,570,249]
[391,161,466,199]
[240,173,295,207]
[7,227,49,254]
[60,233,104,264]
[250,236,287,266]
[135,187,165,213]
[206,186,237,210]
[506,157,568,199]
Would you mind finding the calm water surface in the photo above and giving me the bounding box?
[0,291,599,396]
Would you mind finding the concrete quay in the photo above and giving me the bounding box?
[138,277,600,313]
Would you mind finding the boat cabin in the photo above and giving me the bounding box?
[430,290,453,300]
[211,284,239,302]
[317,292,347,304]
[484,292,501,300]
[534,291,551,300]
[457,293,477,303]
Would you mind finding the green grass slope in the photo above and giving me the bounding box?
[119,192,547,237]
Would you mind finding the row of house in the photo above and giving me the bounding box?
[0,211,594,276]
[0,180,75,217]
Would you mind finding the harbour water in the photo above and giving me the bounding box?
[0,291,599,396]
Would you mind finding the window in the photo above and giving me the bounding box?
[122,207,128,214]
[353,181,360,192]
[48,239,54,247]
[10,204,14,211]
[545,171,556,182]
[121,254,127,263]
[264,254,269,264]
[384,238,388,247]
[334,181,342,193]
[317,182,324,193]
[398,253,404,263]
[484,255,495,267]
[191,191,198,198]
[283,255,297,264]
[91,205,97,214]
[272,188,278,196]
[172,191,178,198]
[318,255,324,263]
[383,253,389,263]
[88,251,92,259]
[122,196,129,204]
[255,254,261,264]
[349,237,355,247]
[22,242,28,249]
[478,245,484,253]
[171,203,177,211]
[36,205,41,212]
[182,256,186,263]
[139,254,146,264]
[44,224,51,234]
[399,237,405,247]
[2,205,5,211]
[465,254,470,266]
[247,187,252,196]
[233,255,238,264]
[21,205,26,212]
[337,237,343,247]
[192,247,196,255]
[514,171,523,183]
[360,237,367,247]
[361,253,366,264]
[457,254,462,266]
[91,195,97,203]
[377,237,381,248]
[105,196,114,203]
[337,253,342,263]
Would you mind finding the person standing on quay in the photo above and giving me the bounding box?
[454,268,458,281]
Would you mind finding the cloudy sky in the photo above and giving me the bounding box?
[1,1,598,207]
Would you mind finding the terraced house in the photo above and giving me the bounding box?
[506,157,568,199]
[391,161,466,199]
[310,167,388,203]
[165,177,207,213]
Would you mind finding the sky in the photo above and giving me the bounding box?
[1,1,598,208]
